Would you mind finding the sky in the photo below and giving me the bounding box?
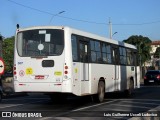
[0,0,160,41]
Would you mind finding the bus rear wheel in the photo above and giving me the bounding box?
[93,81,105,103]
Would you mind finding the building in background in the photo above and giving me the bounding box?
[147,40,160,67]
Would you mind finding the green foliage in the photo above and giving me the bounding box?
[0,34,3,57]
[123,35,152,66]
[3,36,14,71]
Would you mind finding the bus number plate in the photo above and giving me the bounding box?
[35,75,44,79]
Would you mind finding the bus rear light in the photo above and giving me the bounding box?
[13,65,16,75]
[157,75,160,79]
[14,71,17,75]
[64,65,68,74]
[65,66,68,69]
[64,71,68,74]
[14,67,16,70]
[144,76,147,80]
[19,84,26,86]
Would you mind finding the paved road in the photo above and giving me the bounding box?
[0,85,160,120]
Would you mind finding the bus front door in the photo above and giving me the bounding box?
[79,41,89,95]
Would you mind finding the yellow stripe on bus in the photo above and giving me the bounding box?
[54,71,62,76]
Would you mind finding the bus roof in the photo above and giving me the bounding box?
[17,25,137,50]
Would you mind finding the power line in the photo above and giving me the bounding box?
[7,0,53,16]
[7,0,160,26]
[7,0,107,25]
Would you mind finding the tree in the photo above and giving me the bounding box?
[3,36,14,72]
[123,35,152,66]
[0,34,3,57]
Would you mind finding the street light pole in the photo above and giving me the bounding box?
[49,11,65,24]
[109,18,112,39]
[112,32,118,38]
[109,18,117,39]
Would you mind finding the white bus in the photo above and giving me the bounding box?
[13,26,140,102]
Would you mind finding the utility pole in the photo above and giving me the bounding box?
[109,18,117,39]
[109,18,112,39]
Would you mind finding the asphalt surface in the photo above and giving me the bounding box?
[0,84,160,120]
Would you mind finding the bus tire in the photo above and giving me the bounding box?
[93,81,105,103]
[125,79,134,97]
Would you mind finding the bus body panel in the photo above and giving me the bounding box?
[14,55,65,92]
[89,64,116,94]
[61,27,73,93]
[72,62,81,95]
[14,27,66,92]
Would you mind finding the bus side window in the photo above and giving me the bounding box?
[126,49,132,65]
[79,43,84,62]
[95,41,102,62]
[71,35,78,61]
[106,44,112,64]
[119,47,127,65]
[91,51,96,62]
[79,42,89,63]
[90,40,96,62]
[102,43,107,63]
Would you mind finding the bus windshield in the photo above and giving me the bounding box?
[17,29,64,57]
